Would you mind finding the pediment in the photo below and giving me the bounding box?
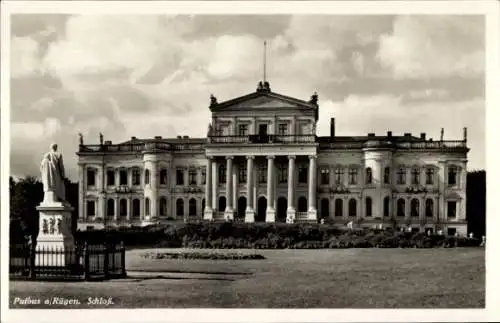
[211,91,316,111]
[232,96,299,109]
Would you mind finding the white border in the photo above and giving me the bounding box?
[1,1,499,322]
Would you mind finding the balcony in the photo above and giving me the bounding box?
[208,135,316,144]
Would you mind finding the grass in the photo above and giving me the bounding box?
[9,248,484,308]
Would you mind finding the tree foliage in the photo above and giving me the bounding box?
[466,170,486,237]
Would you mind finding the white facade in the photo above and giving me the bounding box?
[76,82,469,235]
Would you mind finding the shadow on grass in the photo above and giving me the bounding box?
[127,269,253,276]
[126,274,236,282]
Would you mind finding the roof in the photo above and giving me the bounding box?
[317,135,425,143]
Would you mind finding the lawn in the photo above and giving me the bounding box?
[9,248,484,308]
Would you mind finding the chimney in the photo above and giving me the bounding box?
[183,135,189,139]
[463,127,467,142]
[404,132,411,137]
[420,133,426,140]
[104,140,112,145]
[154,136,162,140]
[177,135,182,139]
[387,131,392,137]
[131,136,136,141]
[330,118,335,137]
[368,133,375,137]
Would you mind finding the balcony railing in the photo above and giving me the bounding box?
[208,135,316,144]
[79,142,205,153]
[319,140,467,151]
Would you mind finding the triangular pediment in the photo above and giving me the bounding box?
[210,90,317,111]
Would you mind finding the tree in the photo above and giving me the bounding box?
[467,170,486,237]
[10,176,44,241]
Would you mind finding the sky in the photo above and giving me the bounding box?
[9,14,485,181]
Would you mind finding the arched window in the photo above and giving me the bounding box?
[132,199,140,217]
[160,169,168,185]
[176,198,184,216]
[383,196,390,217]
[218,196,226,212]
[411,198,419,217]
[365,197,372,217]
[298,197,307,212]
[425,198,434,218]
[397,198,405,217]
[365,168,373,184]
[107,198,114,217]
[321,198,329,219]
[145,198,150,216]
[119,199,127,217]
[348,199,357,217]
[159,197,167,217]
[335,199,343,217]
[189,198,197,216]
[144,169,150,185]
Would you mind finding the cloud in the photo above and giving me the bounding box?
[11,36,41,77]
[378,15,484,79]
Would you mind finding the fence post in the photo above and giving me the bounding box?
[103,243,109,279]
[120,241,126,278]
[83,242,90,280]
[28,243,36,280]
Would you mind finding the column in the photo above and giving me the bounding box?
[224,156,234,219]
[204,157,213,220]
[78,164,84,222]
[212,160,218,214]
[150,161,158,219]
[253,162,257,211]
[245,156,255,222]
[266,156,276,222]
[127,198,131,221]
[287,156,296,223]
[308,155,318,220]
[114,198,118,221]
[232,163,239,215]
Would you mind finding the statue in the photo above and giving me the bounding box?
[312,123,316,135]
[210,94,217,106]
[207,123,213,136]
[99,132,104,145]
[42,219,48,234]
[78,133,83,145]
[310,91,318,105]
[40,143,67,203]
[49,217,55,234]
[57,218,62,234]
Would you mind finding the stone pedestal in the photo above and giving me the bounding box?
[204,207,213,220]
[286,208,296,224]
[35,197,75,266]
[307,208,317,221]
[245,208,255,223]
[266,208,276,223]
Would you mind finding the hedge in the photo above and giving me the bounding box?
[73,222,482,249]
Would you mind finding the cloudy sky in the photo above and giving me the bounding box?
[10,14,485,181]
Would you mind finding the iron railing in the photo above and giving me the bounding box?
[208,134,316,144]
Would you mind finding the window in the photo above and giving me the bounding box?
[448,166,458,185]
[425,199,434,218]
[335,167,344,184]
[144,169,150,185]
[160,169,168,185]
[411,199,420,217]
[298,164,308,183]
[278,123,288,135]
[176,199,184,216]
[348,199,357,217]
[119,199,127,217]
[278,164,287,184]
[159,197,167,217]
[106,169,115,186]
[365,168,373,185]
[384,167,390,184]
[132,168,141,186]
[86,200,96,217]
[425,168,434,185]
[411,168,420,185]
[320,168,329,185]
[238,124,248,136]
[397,198,405,217]
[298,197,307,212]
[348,167,357,185]
[189,168,197,185]
[106,199,114,217]
[383,197,390,217]
[258,164,267,184]
[239,166,247,183]
[119,169,128,185]
[145,198,150,216]
[335,199,344,217]
[219,164,227,185]
[321,199,329,219]
[176,169,184,186]
[397,168,406,185]
[201,167,207,185]
[365,197,372,217]
[189,198,197,216]
[132,199,140,218]
[447,201,457,218]
[87,169,96,187]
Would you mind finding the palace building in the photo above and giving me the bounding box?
[76,81,469,235]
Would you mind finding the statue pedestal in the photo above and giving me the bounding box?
[35,199,75,266]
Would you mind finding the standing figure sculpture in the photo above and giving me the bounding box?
[40,143,67,203]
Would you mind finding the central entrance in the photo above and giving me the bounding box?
[257,196,267,222]
[277,197,287,222]
[237,196,247,220]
